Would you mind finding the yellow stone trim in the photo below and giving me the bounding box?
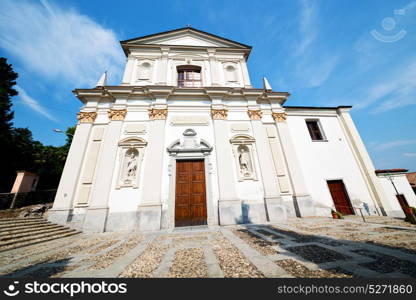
[211,109,228,120]
[272,112,287,122]
[247,110,263,120]
[108,109,127,121]
[77,111,97,123]
[149,108,168,120]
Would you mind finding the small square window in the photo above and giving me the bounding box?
[306,120,325,141]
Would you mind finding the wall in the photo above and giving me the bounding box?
[378,174,416,217]
[286,113,378,216]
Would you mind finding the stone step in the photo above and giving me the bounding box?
[0,217,45,224]
[0,231,80,253]
[0,228,79,248]
[0,223,63,236]
[0,220,51,231]
[0,226,71,241]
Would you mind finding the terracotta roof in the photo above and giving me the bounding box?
[375,169,409,174]
[406,172,416,187]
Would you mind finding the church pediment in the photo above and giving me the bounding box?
[121,27,251,54]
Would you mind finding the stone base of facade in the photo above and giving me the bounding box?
[48,208,71,226]
[105,211,139,232]
[265,197,288,222]
[218,199,242,225]
[241,201,267,224]
[294,195,316,217]
[137,203,162,231]
[82,207,108,233]
[385,209,406,218]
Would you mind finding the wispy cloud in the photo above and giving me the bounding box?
[354,60,416,112]
[15,86,57,122]
[404,152,416,157]
[0,0,124,87]
[289,0,338,88]
[372,139,416,151]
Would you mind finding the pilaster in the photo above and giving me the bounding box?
[83,108,126,232]
[272,111,315,217]
[48,111,96,225]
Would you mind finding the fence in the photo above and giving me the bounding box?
[0,189,57,210]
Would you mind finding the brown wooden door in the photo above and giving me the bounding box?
[327,180,354,215]
[175,160,207,227]
[396,194,410,214]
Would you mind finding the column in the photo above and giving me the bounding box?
[337,107,388,215]
[273,112,315,217]
[208,49,220,86]
[83,109,126,232]
[211,102,241,225]
[138,89,170,230]
[121,56,135,85]
[48,111,96,225]
[157,47,169,85]
[239,59,252,88]
[247,109,278,222]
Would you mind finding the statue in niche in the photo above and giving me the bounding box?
[238,146,252,177]
[123,149,138,184]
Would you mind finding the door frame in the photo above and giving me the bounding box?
[166,135,216,229]
[326,179,355,215]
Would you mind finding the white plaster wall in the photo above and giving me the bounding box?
[378,175,416,216]
[107,120,150,213]
[286,115,377,215]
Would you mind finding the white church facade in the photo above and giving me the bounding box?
[48,27,415,233]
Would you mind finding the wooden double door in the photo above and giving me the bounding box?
[175,160,207,227]
[327,180,355,215]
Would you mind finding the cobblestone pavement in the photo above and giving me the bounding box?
[0,216,415,278]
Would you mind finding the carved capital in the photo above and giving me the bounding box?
[247,110,262,120]
[149,108,168,120]
[211,109,228,120]
[108,109,127,121]
[272,112,287,123]
[77,111,97,123]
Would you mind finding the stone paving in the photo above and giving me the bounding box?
[0,216,415,278]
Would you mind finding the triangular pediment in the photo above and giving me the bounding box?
[121,27,251,51]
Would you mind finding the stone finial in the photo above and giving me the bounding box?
[77,111,97,123]
[263,77,272,91]
[96,71,107,87]
[272,112,287,122]
[247,110,263,120]
[108,109,127,121]
[149,108,168,120]
[211,109,228,120]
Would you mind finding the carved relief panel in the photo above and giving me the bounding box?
[116,137,147,189]
[230,135,258,181]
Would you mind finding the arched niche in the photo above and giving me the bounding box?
[116,137,147,189]
[230,134,258,181]
[137,61,153,81]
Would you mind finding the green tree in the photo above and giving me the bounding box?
[0,58,18,191]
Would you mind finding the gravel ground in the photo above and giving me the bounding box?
[119,241,170,278]
[210,233,264,278]
[353,249,416,277]
[168,248,208,278]
[87,236,143,270]
[286,244,350,264]
[275,259,354,278]
[232,229,278,255]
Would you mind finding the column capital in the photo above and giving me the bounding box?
[272,112,287,123]
[149,108,168,120]
[248,110,263,120]
[108,109,127,121]
[77,111,97,124]
[211,108,228,120]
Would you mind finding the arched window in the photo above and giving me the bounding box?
[138,62,151,80]
[177,65,201,87]
[225,65,238,82]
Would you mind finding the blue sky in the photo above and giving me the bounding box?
[0,0,415,171]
